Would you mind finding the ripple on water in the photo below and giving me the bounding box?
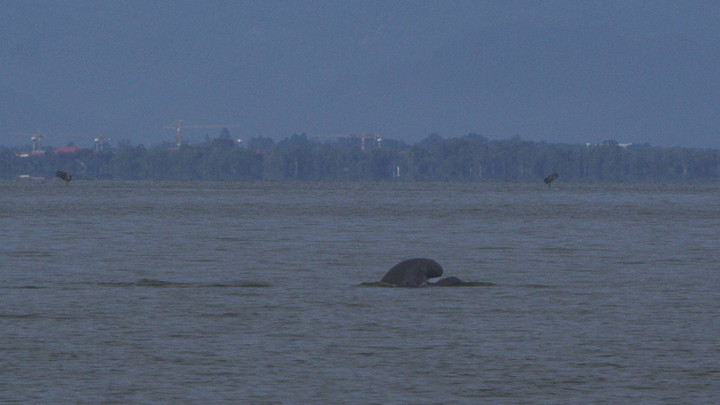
[357,281,494,287]
[94,279,272,288]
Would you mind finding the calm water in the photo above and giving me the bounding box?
[1,180,719,403]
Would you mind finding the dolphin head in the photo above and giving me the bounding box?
[423,259,444,279]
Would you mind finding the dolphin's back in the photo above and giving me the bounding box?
[381,258,443,287]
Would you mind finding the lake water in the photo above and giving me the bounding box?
[1,180,719,403]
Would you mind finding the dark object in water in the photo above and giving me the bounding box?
[380,258,444,287]
[544,172,559,186]
[56,170,72,185]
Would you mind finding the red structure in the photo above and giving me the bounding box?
[53,146,87,154]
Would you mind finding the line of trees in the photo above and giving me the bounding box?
[1,132,718,182]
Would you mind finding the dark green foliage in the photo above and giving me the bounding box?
[1,134,719,182]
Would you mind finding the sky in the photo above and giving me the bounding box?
[1,1,719,149]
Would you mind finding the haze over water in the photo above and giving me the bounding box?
[2,180,719,402]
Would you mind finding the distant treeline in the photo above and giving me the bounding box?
[1,133,719,182]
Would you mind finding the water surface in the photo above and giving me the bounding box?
[1,180,718,403]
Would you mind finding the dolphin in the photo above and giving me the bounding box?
[380,258,444,287]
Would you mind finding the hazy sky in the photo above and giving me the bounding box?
[2,1,719,148]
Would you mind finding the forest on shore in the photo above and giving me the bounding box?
[1,132,718,182]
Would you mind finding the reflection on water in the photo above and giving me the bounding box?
[358,281,495,287]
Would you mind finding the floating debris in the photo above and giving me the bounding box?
[544,172,559,186]
[56,170,72,185]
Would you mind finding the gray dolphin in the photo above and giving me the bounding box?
[380,258,444,287]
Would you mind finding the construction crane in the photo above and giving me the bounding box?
[59,131,112,153]
[164,120,242,147]
[17,132,48,155]
[93,132,112,153]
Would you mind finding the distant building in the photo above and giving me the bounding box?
[53,146,87,154]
